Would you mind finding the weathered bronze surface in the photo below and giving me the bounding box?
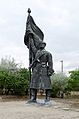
[24,8,54,103]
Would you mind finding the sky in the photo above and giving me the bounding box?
[0,0,79,73]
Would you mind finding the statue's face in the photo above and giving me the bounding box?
[39,43,46,49]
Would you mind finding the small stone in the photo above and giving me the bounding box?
[62,108,70,111]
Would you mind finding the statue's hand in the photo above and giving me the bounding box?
[47,69,54,76]
[29,64,32,69]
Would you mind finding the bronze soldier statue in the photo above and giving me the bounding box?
[30,41,54,102]
[24,8,54,103]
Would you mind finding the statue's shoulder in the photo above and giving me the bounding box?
[45,50,52,56]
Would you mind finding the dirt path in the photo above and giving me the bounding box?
[0,98,79,119]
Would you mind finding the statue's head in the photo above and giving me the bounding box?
[39,41,46,49]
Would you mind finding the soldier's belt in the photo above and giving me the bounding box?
[41,62,47,67]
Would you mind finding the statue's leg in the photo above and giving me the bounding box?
[29,89,37,102]
[45,89,51,102]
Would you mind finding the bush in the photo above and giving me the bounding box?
[13,68,29,95]
[0,68,29,96]
[51,73,69,97]
[69,70,79,91]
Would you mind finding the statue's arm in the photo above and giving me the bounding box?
[47,52,54,76]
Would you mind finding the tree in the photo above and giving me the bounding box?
[0,56,20,71]
[0,57,29,95]
[0,68,29,95]
[51,73,69,97]
[69,70,79,91]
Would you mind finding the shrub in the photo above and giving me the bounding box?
[51,73,69,97]
[0,68,29,96]
[69,70,79,91]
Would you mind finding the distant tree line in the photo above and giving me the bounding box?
[0,57,79,96]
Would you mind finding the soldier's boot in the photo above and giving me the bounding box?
[45,89,51,102]
[30,89,37,103]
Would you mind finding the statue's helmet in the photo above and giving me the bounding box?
[39,41,46,49]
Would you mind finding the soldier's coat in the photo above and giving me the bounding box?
[30,49,53,89]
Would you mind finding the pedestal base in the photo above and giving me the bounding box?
[26,99,56,107]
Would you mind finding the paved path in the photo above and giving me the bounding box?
[0,99,79,119]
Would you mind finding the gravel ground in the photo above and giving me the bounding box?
[0,97,79,119]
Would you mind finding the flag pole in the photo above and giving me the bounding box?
[27,8,31,99]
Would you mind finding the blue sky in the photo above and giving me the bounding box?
[0,0,79,72]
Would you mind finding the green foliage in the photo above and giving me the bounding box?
[69,70,79,91]
[14,68,29,95]
[18,68,29,81]
[0,57,29,95]
[0,68,29,95]
[51,73,69,97]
